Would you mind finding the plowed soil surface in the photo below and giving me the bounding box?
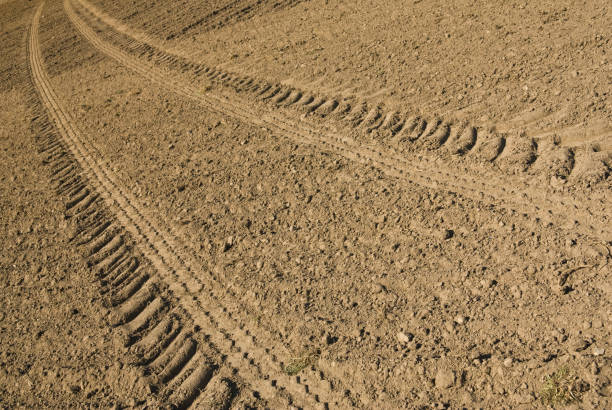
[1,0,610,408]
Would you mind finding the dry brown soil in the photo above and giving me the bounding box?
[1,0,610,408]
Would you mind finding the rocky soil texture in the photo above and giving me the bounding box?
[1,0,610,408]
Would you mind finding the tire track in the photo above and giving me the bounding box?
[76,0,612,192]
[29,4,256,409]
[66,0,611,243]
[90,0,307,42]
[74,0,611,200]
[167,0,309,40]
[30,2,348,408]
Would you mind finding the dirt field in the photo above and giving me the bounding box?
[1,0,610,408]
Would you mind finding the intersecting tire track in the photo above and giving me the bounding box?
[30,2,351,408]
[67,0,611,244]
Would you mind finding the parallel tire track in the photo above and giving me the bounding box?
[152,0,307,40]
[29,9,240,410]
[36,114,249,409]
[67,0,611,243]
[75,0,612,192]
[30,2,349,408]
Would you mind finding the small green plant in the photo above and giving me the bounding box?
[540,366,580,406]
[283,351,319,376]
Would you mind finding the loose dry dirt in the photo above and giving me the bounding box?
[1,0,610,408]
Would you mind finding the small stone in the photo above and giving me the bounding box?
[85,387,97,399]
[593,347,605,356]
[494,383,506,394]
[397,331,413,344]
[222,236,234,252]
[439,229,454,240]
[512,392,534,404]
[435,368,456,389]
[454,315,466,325]
[371,283,385,293]
[572,338,591,352]
[481,279,496,288]
[323,333,336,345]
[503,357,513,367]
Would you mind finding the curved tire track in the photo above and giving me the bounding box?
[74,0,612,192]
[67,0,611,244]
[30,2,348,408]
